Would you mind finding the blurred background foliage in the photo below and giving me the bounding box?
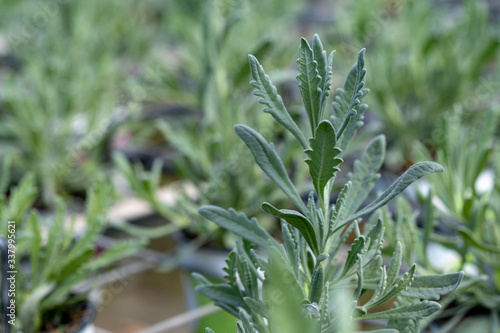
[0,0,498,208]
[0,0,499,331]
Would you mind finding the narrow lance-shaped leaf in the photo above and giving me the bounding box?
[243,297,270,319]
[331,49,369,151]
[309,267,325,303]
[340,162,444,229]
[297,37,322,132]
[19,284,54,333]
[401,271,464,299]
[387,242,403,288]
[353,254,364,300]
[365,219,385,254]
[344,135,386,216]
[85,239,145,271]
[195,284,246,317]
[249,55,308,149]
[262,202,319,255]
[329,182,351,236]
[357,301,441,320]
[338,236,365,279]
[282,222,299,276]
[304,120,342,203]
[367,264,416,309]
[312,34,334,115]
[237,310,255,333]
[368,267,387,306]
[199,206,275,249]
[235,125,306,212]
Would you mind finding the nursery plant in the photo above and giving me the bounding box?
[0,169,144,332]
[377,108,500,331]
[193,35,463,332]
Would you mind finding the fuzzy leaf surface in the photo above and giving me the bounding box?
[249,55,308,148]
[235,124,306,212]
[368,264,416,309]
[262,202,319,255]
[297,37,322,132]
[341,162,444,227]
[401,271,464,299]
[332,49,369,151]
[358,301,441,320]
[345,135,385,216]
[195,284,246,314]
[304,120,342,201]
[199,206,274,249]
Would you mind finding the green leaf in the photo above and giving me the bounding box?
[262,202,319,255]
[401,271,464,300]
[237,310,255,333]
[341,162,444,227]
[19,283,54,333]
[248,55,308,148]
[55,248,93,283]
[40,201,66,282]
[243,297,270,318]
[365,219,385,254]
[367,264,416,309]
[329,182,351,235]
[353,254,364,300]
[297,37,322,132]
[345,135,385,216]
[235,124,306,212]
[331,49,369,151]
[358,300,441,320]
[282,222,299,276]
[309,267,325,303]
[195,284,246,315]
[304,120,342,202]
[58,216,102,272]
[369,267,387,305]
[199,206,274,249]
[312,34,333,114]
[339,236,365,279]
[387,242,403,288]
[40,270,87,310]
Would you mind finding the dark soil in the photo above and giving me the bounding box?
[40,300,94,333]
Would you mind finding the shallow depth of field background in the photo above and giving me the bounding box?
[0,0,499,332]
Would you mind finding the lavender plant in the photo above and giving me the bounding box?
[194,35,463,332]
[0,170,144,332]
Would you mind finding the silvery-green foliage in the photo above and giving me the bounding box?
[0,167,144,332]
[195,35,463,332]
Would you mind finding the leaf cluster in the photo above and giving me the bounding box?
[195,35,463,332]
[0,167,144,332]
